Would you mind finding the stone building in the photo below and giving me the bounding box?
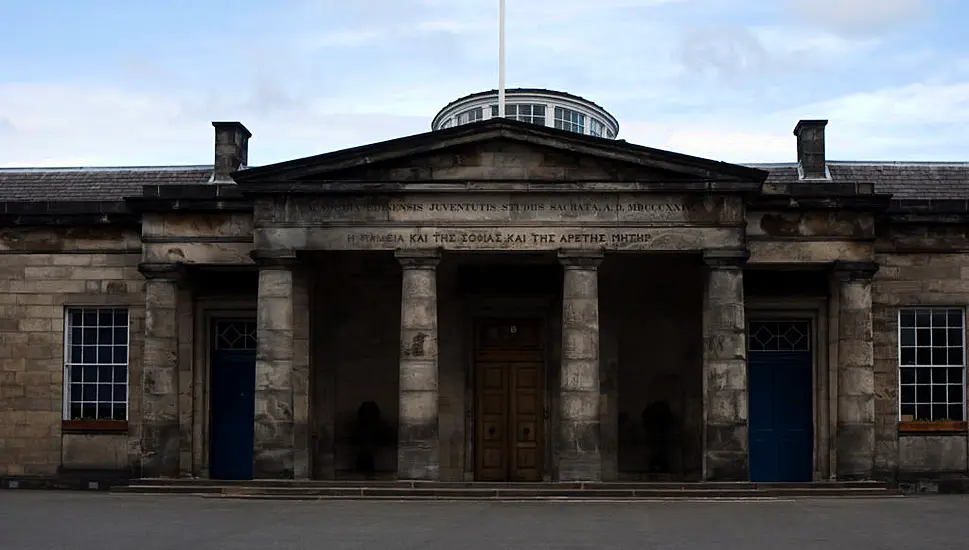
[1,106,968,485]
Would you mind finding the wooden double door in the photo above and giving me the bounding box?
[474,318,546,482]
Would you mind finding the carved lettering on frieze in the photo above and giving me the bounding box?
[280,194,723,226]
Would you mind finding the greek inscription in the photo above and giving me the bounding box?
[346,230,652,247]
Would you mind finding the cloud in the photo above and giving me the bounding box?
[0,0,963,168]
[789,0,931,34]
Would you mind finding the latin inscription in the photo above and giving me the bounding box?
[313,200,696,215]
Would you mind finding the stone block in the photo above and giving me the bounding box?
[399,389,437,424]
[256,330,294,362]
[562,329,599,361]
[706,390,748,423]
[561,390,599,421]
[399,360,438,392]
[899,436,969,472]
[401,269,436,299]
[18,318,52,332]
[400,329,438,360]
[400,299,437,330]
[839,367,875,396]
[705,332,746,361]
[257,297,293,332]
[62,434,129,470]
[705,359,746,391]
[838,340,874,370]
[707,269,743,303]
[839,394,875,423]
[560,359,598,392]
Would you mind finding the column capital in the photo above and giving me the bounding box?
[251,249,298,268]
[832,260,879,281]
[138,262,185,282]
[702,249,749,269]
[557,249,603,270]
[395,249,441,269]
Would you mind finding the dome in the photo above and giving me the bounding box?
[432,88,620,139]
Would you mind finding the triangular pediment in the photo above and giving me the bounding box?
[233,119,768,185]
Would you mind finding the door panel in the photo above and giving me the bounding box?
[474,318,545,482]
[476,363,508,482]
[748,349,814,483]
[511,363,543,481]
[210,319,257,481]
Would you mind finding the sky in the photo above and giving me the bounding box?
[0,0,967,167]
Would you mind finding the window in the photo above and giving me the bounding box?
[606,129,615,139]
[492,104,546,125]
[554,107,585,134]
[899,308,965,422]
[440,118,452,129]
[455,107,482,125]
[64,307,129,421]
[589,119,605,137]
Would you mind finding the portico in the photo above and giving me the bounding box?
[218,120,771,482]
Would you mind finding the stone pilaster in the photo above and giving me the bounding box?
[702,249,748,481]
[395,249,441,480]
[252,250,297,479]
[138,262,184,478]
[557,250,603,481]
[833,260,878,480]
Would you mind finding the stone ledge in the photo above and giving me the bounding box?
[62,420,129,435]
[898,420,968,434]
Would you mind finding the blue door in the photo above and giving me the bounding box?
[748,321,813,483]
[210,320,257,480]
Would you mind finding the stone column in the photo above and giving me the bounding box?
[833,260,878,479]
[395,249,441,480]
[557,250,603,482]
[252,250,296,479]
[138,262,184,478]
[702,249,749,481]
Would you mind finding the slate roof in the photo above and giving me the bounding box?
[2,160,969,203]
[746,162,969,200]
[0,165,213,202]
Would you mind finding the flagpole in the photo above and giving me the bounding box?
[498,0,506,118]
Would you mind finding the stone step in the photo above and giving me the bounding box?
[120,478,889,490]
[113,483,896,500]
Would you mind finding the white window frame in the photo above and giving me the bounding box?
[897,307,966,422]
[456,107,483,125]
[553,107,585,134]
[63,307,130,421]
[589,119,605,137]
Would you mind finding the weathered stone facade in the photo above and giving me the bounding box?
[1,117,968,485]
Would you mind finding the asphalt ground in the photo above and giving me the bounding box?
[1,491,967,550]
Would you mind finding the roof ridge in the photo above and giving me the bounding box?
[0,164,213,172]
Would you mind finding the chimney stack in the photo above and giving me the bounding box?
[793,119,828,180]
[211,121,252,183]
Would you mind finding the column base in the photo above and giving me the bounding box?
[837,423,875,479]
[557,452,602,482]
[704,423,749,481]
[140,422,180,478]
[397,420,440,481]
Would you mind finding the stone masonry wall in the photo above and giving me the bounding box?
[871,250,969,477]
[0,226,145,476]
